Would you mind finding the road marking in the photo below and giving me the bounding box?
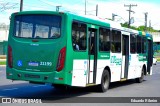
[32,85,47,88]
[2,88,18,91]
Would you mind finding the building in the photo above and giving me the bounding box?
[149,32,160,56]
[0,24,9,55]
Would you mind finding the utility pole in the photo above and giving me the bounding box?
[124,4,137,28]
[112,13,118,21]
[149,20,151,32]
[20,0,23,11]
[144,12,148,32]
[85,0,86,15]
[96,4,98,16]
[56,6,61,12]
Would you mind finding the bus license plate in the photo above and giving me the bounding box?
[28,62,39,66]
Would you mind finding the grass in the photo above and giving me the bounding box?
[0,61,6,65]
[157,58,160,62]
[0,55,6,65]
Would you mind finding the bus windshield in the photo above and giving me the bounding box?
[14,15,61,39]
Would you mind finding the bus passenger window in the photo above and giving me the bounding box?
[72,35,79,50]
[130,34,136,53]
[142,37,146,53]
[111,30,121,53]
[137,36,142,53]
[99,28,110,52]
[72,22,87,51]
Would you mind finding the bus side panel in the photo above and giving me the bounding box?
[70,52,88,87]
[135,54,144,78]
[127,54,136,79]
[71,59,87,87]
[66,15,88,87]
[110,53,122,82]
[96,60,110,84]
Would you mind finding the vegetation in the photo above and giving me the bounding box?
[0,55,6,65]
[0,61,6,65]
[157,58,160,62]
[121,22,160,32]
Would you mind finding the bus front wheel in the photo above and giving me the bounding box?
[98,69,110,92]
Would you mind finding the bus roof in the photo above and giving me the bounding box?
[121,27,139,34]
[68,12,148,34]
[68,12,122,29]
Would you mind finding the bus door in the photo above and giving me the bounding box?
[147,39,153,74]
[87,28,97,84]
[121,34,129,79]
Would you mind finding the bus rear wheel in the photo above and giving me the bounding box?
[98,69,110,92]
[136,68,144,83]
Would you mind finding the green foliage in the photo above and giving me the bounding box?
[120,22,128,28]
[120,22,138,30]
[0,61,6,65]
[137,26,158,32]
[157,58,160,62]
[120,23,159,32]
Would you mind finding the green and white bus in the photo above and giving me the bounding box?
[6,11,153,92]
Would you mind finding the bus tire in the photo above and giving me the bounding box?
[98,69,110,92]
[135,68,144,83]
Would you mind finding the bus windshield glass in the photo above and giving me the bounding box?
[14,15,61,39]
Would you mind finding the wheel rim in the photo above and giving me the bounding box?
[103,74,109,89]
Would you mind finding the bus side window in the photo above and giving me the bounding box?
[72,22,87,51]
[130,34,136,53]
[72,34,80,50]
[111,30,121,53]
[137,35,142,53]
[142,37,146,53]
[99,28,110,52]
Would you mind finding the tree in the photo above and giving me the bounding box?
[121,22,137,30]
[120,23,159,32]
[120,22,128,28]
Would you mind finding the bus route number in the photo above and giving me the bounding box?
[40,62,52,66]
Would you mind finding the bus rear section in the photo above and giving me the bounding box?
[6,12,68,85]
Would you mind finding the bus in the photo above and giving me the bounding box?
[6,11,153,92]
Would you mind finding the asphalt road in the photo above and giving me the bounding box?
[0,63,160,106]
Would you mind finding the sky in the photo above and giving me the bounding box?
[0,0,160,30]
